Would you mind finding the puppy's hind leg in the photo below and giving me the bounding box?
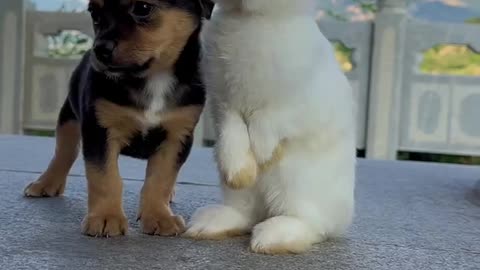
[24,99,80,197]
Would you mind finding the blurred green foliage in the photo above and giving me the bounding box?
[466,17,480,24]
[24,129,55,137]
[352,0,377,13]
[334,44,480,76]
[420,45,480,76]
[47,30,92,59]
[333,42,354,72]
[325,0,377,21]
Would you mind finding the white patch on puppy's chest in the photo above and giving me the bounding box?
[141,73,176,127]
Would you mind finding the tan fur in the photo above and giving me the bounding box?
[161,105,203,138]
[24,121,80,197]
[250,241,312,255]
[115,8,197,74]
[221,150,258,190]
[169,187,176,203]
[220,140,286,190]
[93,100,203,236]
[138,143,186,236]
[184,228,248,240]
[258,140,286,173]
[137,106,203,236]
[95,99,202,146]
[89,0,104,8]
[82,142,128,237]
[95,99,144,146]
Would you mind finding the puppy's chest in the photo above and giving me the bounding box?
[134,74,178,129]
[96,74,178,135]
[118,75,177,159]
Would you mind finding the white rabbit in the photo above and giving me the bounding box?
[185,0,357,254]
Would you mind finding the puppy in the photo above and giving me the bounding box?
[185,0,356,254]
[24,0,213,237]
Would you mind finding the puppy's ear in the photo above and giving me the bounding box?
[198,0,214,19]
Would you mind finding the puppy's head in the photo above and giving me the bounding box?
[88,0,213,77]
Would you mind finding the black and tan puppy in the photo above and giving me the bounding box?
[23,0,214,237]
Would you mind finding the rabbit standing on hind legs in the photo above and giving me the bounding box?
[185,0,357,255]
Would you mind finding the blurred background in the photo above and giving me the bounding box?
[0,0,479,164]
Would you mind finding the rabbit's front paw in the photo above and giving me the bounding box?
[221,150,258,190]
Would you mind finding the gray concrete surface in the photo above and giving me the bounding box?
[0,135,479,270]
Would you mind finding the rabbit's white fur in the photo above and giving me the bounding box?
[185,0,356,254]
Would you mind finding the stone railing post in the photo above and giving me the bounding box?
[0,0,26,134]
[365,0,408,160]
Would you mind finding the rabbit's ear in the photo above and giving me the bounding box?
[198,0,215,19]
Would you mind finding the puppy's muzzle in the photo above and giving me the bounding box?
[93,40,116,65]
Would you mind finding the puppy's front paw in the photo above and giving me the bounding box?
[24,176,65,197]
[139,214,185,236]
[81,211,128,237]
[222,151,258,190]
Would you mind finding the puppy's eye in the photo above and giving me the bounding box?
[132,2,155,18]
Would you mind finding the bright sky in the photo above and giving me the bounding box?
[30,0,88,11]
[30,0,480,19]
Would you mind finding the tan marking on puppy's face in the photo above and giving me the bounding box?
[88,0,199,75]
[115,8,198,73]
[89,0,104,8]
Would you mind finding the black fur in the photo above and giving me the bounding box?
[120,127,168,159]
[177,135,194,166]
[59,0,214,169]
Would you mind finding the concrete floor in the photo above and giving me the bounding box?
[0,135,479,270]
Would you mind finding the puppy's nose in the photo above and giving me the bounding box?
[94,41,115,64]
